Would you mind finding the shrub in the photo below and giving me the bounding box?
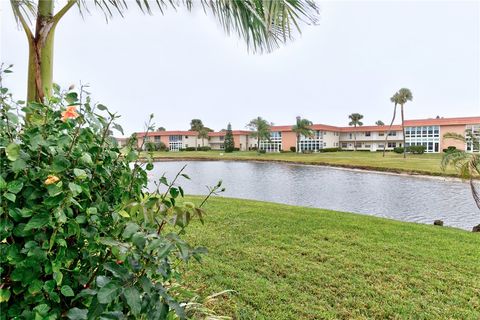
[233,147,240,151]
[0,74,223,319]
[157,141,168,151]
[408,145,427,154]
[250,146,258,151]
[393,147,404,154]
[184,147,196,151]
[197,146,211,151]
[258,149,266,154]
[290,146,296,152]
[320,148,340,153]
[443,146,458,153]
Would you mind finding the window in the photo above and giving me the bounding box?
[260,131,282,152]
[185,136,188,139]
[365,131,371,137]
[169,135,182,142]
[220,136,224,141]
[365,144,371,148]
[355,143,362,148]
[378,144,385,148]
[342,143,348,148]
[154,136,160,142]
[388,142,396,148]
[378,132,384,136]
[388,131,396,136]
[405,126,440,153]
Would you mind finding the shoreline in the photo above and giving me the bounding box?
[149,156,466,181]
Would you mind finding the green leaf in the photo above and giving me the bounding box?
[69,182,82,196]
[97,104,107,111]
[7,181,23,194]
[33,304,50,316]
[53,271,63,286]
[122,223,139,239]
[80,153,93,165]
[61,285,75,297]
[0,176,6,190]
[97,281,120,304]
[0,289,11,302]
[73,168,88,180]
[66,308,88,320]
[11,159,27,172]
[118,210,130,218]
[52,156,71,172]
[124,287,141,315]
[4,192,16,202]
[65,92,78,104]
[24,213,50,231]
[6,143,20,161]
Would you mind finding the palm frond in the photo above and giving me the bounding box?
[11,0,318,52]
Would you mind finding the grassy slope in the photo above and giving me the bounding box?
[181,197,480,319]
[149,151,458,176]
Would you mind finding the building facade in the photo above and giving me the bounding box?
[132,116,480,153]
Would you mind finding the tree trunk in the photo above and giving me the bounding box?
[353,125,357,151]
[297,134,300,153]
[401,104,406,158]
[383,103,397,157]
[27,0,56,104]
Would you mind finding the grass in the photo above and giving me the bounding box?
[148,151,459,177]
[180,196,480,319]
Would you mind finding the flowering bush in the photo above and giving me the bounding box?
[0,66,223,319]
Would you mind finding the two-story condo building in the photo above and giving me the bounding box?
[132,116,480,153]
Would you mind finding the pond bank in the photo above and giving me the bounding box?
[151,155,462,179]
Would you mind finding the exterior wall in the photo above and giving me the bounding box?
[281,131,297,151]
[236,135,249,151]
[340,130,403,151]
[160,136,169,146]
[440,125,466,151]
[322,131,340,148]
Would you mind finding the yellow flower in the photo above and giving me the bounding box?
[44,175,60,185]
[61,106,79,122]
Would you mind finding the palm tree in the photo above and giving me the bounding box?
[442,132,480,211]
[292,116,313,153]
[375,120,385,126]
[397,88,413,158]
[246,117,271,152]
[9,0,319,113]
[348,113,363,151]
[383,92,399,157]
[198,127,211,148]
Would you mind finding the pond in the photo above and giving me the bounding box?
[149,161,479,230]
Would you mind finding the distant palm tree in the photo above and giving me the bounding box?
[383,92,400,157]
[442,132,480,211]
[375,120,385,126]
[246,117,271,152]
[292,116,313,153]
[198,127,211,148]
[348,113,363,151]
[397,88,413,158]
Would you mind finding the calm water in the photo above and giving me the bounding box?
[149,161,479,230]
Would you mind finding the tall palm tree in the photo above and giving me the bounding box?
[292,116,313,153]
[397,88,413,158]
[348,113,363,151]
[375,120,384,126]
[246,117,271,152]
[9,0,319,113]
[383,92,399,157]
[442,132,480,211]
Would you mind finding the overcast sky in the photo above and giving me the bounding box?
[1,1,479,136]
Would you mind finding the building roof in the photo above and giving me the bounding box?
[133,116,480,136]
[270,124,339,132]
[208,130,252,137]
[403,116,480,126]
[338,125,402,132]
[135,131,198,137]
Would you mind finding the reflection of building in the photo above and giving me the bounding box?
[133,116,480,153]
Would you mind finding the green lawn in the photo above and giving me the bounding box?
[181,197,480,319]
[148,151,458,177]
